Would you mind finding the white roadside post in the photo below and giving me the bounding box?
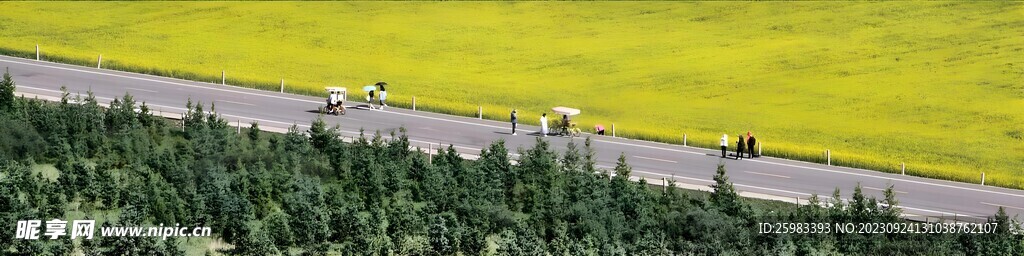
[981,172,986,186]
[428,143,433,164]
[901,162,906,175]
[280,79,284,93]
[221,70,226,85]
[612,123,616,137]
[662,178,667,192]
[97,54,102,68]
[683,133,687,146]
[478,106,482,119]
[826,149,831,166]
[236,120,241,134]
[35,45,39,60]
[412,96,416,111]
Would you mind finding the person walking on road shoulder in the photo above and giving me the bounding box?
[736,134,746,160]
[510,109,518,135]
[720,134,728,158]
[367,89,376,110]
[540,113,548,137]
[377,82,387,110]
[747,132,757,158]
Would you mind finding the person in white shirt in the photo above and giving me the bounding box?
[540,113,548,137]
[328,92,340,114]
[377,82,387,110]
[720,134,728,158]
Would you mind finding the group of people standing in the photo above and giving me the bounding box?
[721,132,757,160]
[511,109,760,158]
[509,110,556,137]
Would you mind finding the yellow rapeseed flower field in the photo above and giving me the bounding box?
[1,2,1022,188]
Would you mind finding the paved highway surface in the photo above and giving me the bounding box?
[3,55,1022,222]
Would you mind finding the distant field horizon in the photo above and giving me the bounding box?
[0,2,1022,188]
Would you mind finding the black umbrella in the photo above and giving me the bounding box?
[375,81,388,86]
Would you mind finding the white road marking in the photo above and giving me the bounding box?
[19,85,67,93]
[980,202,1024,212]
[598,139,706,156]
[598,134,1024,199]
[746,171,790,179]
[634,155,678,163]
[745,159,1024,199]
[2,58,324,104]
[863,186,908,194]
[127,87,158,93]
[216,100,255,106]
[605,165,967,217]
[898,206,965,217]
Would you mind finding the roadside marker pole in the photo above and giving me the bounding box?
[478,106,482,119]
[662,178,667,192]
[826,149,831,166]
[97,54,102,69]
[35,45,39,60]
[683,133,687,146]
[221,70,225,85]
[412,96,416,111]
[612,123,616,137]
[280,79,284,93]
[901,162,905,175]
[181,113,185,132]
[981,172,986,186]
[758,143,762,156]
[236,120,241,134]
[428,143,433,164]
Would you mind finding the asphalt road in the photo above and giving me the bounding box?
[4,55,1023,222]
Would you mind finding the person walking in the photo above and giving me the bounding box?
[720,134,728,158]
[510,109,518,135]
[540,113,548,137]
[747,132,757,158]
[367,89,376,110]
[377,82,387,110]
[736,134,746,160]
